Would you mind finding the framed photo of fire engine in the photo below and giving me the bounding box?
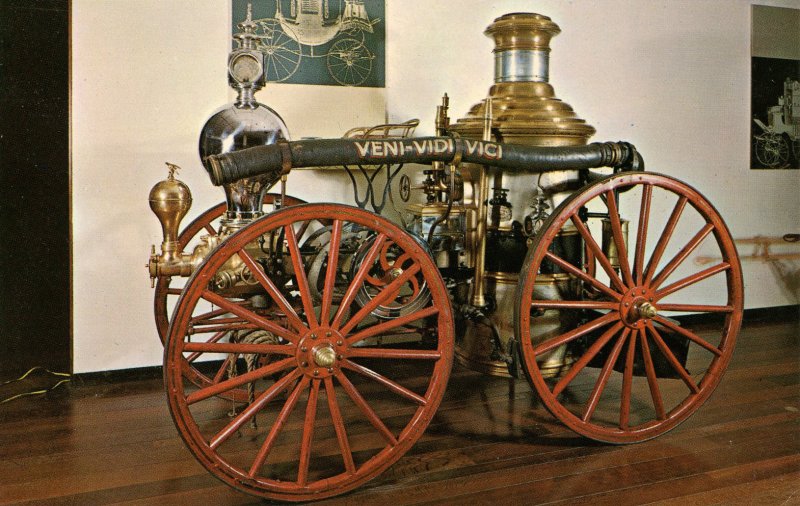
[232,0,386,88]
[751,5,800,169]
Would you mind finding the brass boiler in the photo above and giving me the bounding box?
[449,13,597,377]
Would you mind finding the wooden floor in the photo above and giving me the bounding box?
[1,315,798,505]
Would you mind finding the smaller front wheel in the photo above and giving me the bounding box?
[165,204,454,501]
[516,173,743,443]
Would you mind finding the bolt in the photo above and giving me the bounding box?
[336,340,343,346]
[301,346,307,352]
[313,369,319,376]
[326,331,332,337]
[311,333,317,340]
[301,361,308,367]
[624,302,629,307]
[327,368,333,373]
[337,354,343,360]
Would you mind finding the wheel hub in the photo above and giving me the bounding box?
[620,287,657,328]
[296,327,346,378]
[313,344,336,367]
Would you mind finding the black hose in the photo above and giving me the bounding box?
[205,137,643,186]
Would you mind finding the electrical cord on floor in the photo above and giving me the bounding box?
[0,366,71,405]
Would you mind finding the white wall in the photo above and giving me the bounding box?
[72,0,800,373]
[71,0,385,373]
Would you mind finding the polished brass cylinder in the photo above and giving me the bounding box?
[602,218,629,270]
[452,12,596,377]
[149,167,192,258]
[450,13,596,147]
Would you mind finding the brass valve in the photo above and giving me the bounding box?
[148,163,194,285]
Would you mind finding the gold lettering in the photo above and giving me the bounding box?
[371,141,384,157]
[465,140,481,156]
[484,143,497,158]
[355,141,370,157]
[385,141,399,157]
[433,139,449,153]
[412,140,427,155]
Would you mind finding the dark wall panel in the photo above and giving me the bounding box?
[0,0,71,374]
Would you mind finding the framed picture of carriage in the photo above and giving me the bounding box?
[232,0,385,87]
[751,5,800,169]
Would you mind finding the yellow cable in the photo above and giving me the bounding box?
[0,367,72,405]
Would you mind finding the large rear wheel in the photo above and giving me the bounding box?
[516,172,743,443]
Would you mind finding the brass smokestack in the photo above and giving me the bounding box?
[450,13,595,146]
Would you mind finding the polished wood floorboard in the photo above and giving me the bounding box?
[0,316,797,505]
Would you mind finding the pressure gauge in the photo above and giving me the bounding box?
[228,51,265,87]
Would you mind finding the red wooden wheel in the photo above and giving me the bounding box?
[154,194,302,399]
[164,204,454,501]
[515,173,743,443]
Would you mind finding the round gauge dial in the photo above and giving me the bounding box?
[230,53,262,84]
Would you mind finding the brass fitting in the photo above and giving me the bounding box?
[148,163,194,285]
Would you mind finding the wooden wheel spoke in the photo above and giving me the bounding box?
[532,312,620,357]
[200,290,300,344]
[633,183,652,284]
[284,224,319,329]
[185,331,227,362]
[347,348,441,360]
[320,220,343,326]
[204,223,217,235]
[583,328,630,422]
[651,223,714,290]
[190,317,251,327]
[620,331,637,429]
[653,316,723,356]
[605,190,635,287]
[656,262,730,300]
[544,251,622,300]
[238,248,307,333]
[644,196,688,287]
[656,303,733,313]
[248,376,310,478]
[335,371,398,446]
[212,354,236,384]
[340,264,422,335]
[639,328,666,420]
[553,322,626,396]
[343,360,427,405]
[346,306,439,346]
[188,324,258,334]
[571,214,627,292]
[332,233,387,329]
[189,306,232,325]
[209,369,303,449]
[166,287,183,296]
[186,356,296,405]
[646,322,700,394]
[531,300,619,311]
[182,341,294,356]
[297,380,320,486]
[324,377,356,474]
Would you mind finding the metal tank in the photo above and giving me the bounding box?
[448,12,596,377]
